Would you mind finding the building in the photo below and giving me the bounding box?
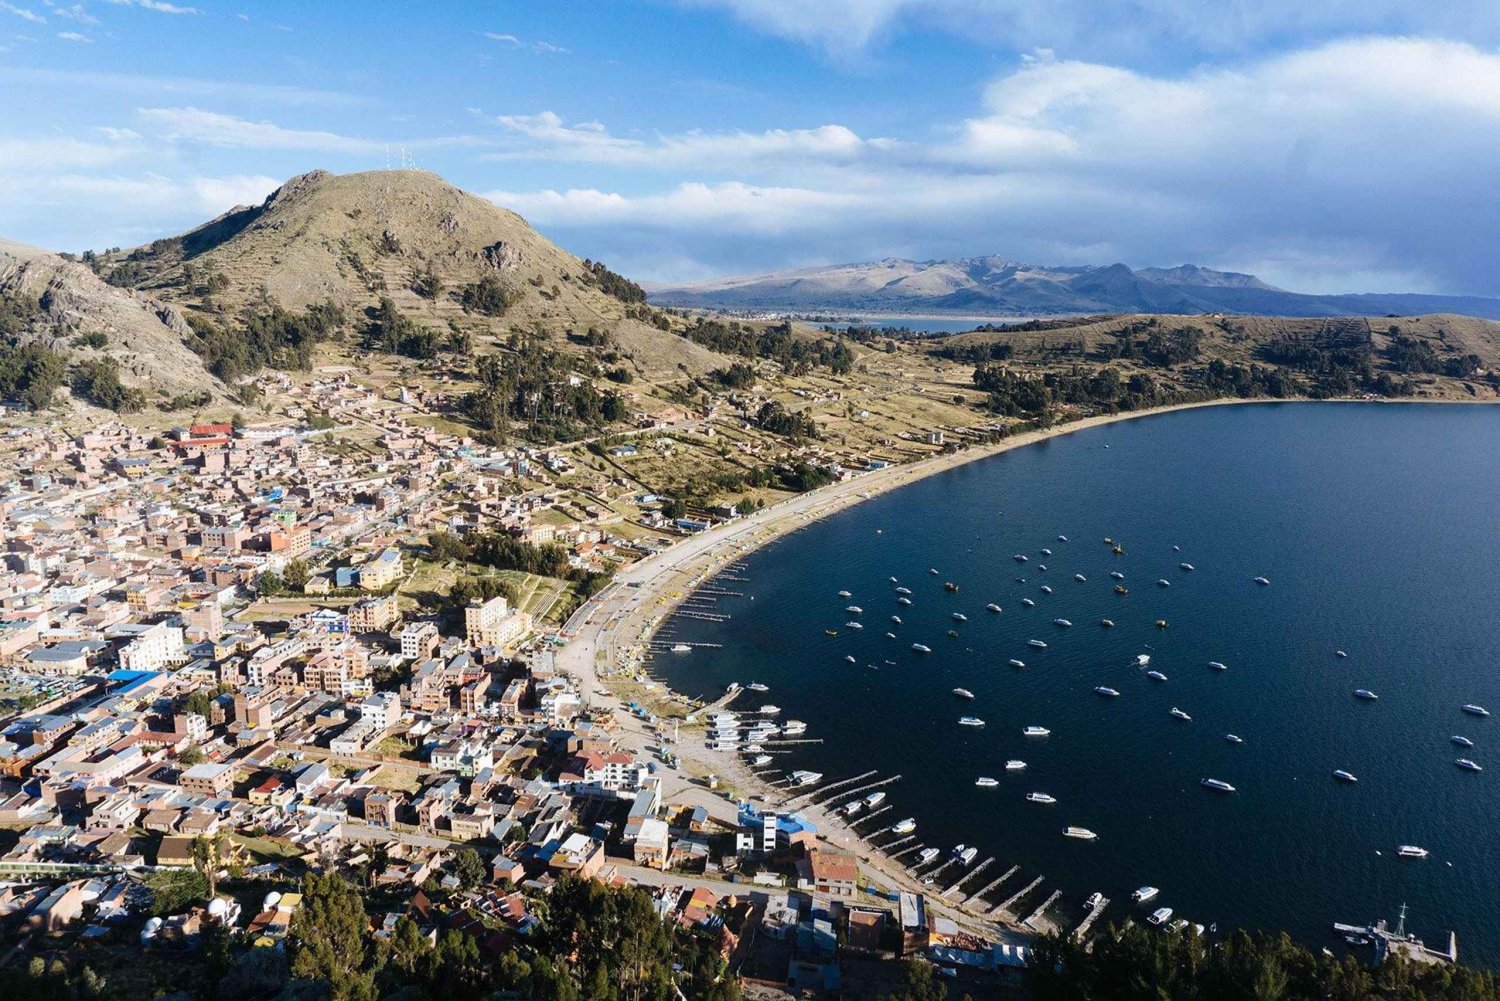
[359,691,401,732]
[634,818,670,869]
[797,848,858,898]
[348,595,399,634]
[359,548,403,590]
[464,595,532,649]
[179,761,235,798]
[400,622,440,661]
[115,622,187,672]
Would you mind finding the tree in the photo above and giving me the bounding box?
[283,557,310,591]
[256,570,284,597]
[288,872,376,1001]
[183,689,213,718]
[179,743,205,767]
[191,834,221,898]
[451,846,486,891]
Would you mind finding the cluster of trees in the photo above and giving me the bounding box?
[363,297,469,359]
[1091,320,1204,368]
[581,259,647,304]
[71,357,146,412]
[930,340,1016,364]
[429,530,610,596]
[460,273,520,317]
[461,336,625,442]
[680,318,855,375]
[1025,924,1500,1001]
[186,301,346,381]
[0,339,67,411]
[753,400,819,440]
[1385,331,1482,378]
[445,575,518,615]
[711,362,757,388]
[973,364,1180,419]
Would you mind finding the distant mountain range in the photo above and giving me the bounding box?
[646,256,1500,320]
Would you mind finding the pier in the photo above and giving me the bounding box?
[1022,890,1064,932]
[782,769,878,808]
[993,875,1045,919]
[942,856,994,898]
[817,773,902,808]
[1072,894,1110,942]
[890,841,926,860]
[881,835,916,854]
[966,864,1019,908]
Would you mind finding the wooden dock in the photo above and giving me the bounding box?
[941,856,993,898]
[783,769,877,807]
[993,875,1044,919]
[1072,894,1110,942]
[965,864,1018,907]
[851,805,890,829]
[816,773,902,808]
[1022,890,1064,932]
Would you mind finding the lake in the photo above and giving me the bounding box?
[652,402,1500,963]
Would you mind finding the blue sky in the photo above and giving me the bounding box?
[4,1,1500,294]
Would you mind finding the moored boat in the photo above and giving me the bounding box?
[958,716,986,727]
[1354,689,1378,701]
[1147,907,1173,925]
[1132,886,1159,903]
[1008,658,1026,668]
[1028,639,1048,648]
[912,643,931,653]
[952,688,975,699]
[1462,704,1491,717]
[892,817,917,834]
[1200,778,1235,793]
[1094,686,1120,697]
[1332,769,1358,783]
[1027,792,1056,804]
[986,603,1002,613]
[1170,707,1192,721]
[1147,670,1168,682]
[1397,845,1430,858]
[1064,826,1098,840]
[1456,758,1483,771]
[975,776,999,787]
[1023,725,1051,737]
[1208,661,1228,671]
[1006,759,1027,770]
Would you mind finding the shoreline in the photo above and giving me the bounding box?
[554,396,1494,937]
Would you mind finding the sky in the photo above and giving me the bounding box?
[3,1,1500,295]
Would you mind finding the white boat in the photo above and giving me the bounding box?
[1028,639,1048,648]
[1225,734,1244,744]
[1180,563,1195,571]
[1253,576,1270,586]
[1354,689,1377,700]
[1014,554,1029,562]
[747,683,769,692]
[845,621,864,630]
[1094,686,1121,697]
[1462,704,1491,717]
[789,770,822,786]
[958,716,986,727]
[952,688,975,699]
[952,613,968,622]
[759,705,781,715]
[1147,670,1168,682]
[1397,845,1430,859]
[782,720,807,735]
[1064,827,1098,840]
[1009,658,1026,668]
[958,846,979,864]
[1100,619,1115,627]
[897,596,913,606]
[1053,618,1072,627]
[1132,886,1159,903]
[1147,907,1173,926]
[837,590,852,598]
[1456,758,1483,771]
[843,800,864,816]
[1040,585,1054,594]
[1110,571,1125,580]
[1333,769,1358,783]
[864,791,887,808]
[912,643,931,653]
[1452,735,1475,747]
[1170,707,1192,721]
[1336,650,1348,658]
[1208,661,1228,671]
[845,605,863,614]
[986,603,1002,613]
[671,644,692,653]
[930,568,940,575]
[890,577,899,583]
[1021,598,1036,607]
[896,586,912,595]
[1023,725,1051,737]
[752,755,772,766]
[892,817,917,834]
[845,654,857,664]
[1156,579,1171,587]
[1041,548,1053,556]
[1075,574,1087,582]
[1135,654,1151,666]
[976,776,999,787]
[891,615,902,624]
[917,848,940,865]
[1027,792,1057,804]
[885,632,897,639]
[1086,891,1104,909]
[1006,759,1027,770]
[1058,535,1069,542]
[1200,778,1235,793]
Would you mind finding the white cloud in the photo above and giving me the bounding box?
[484,30,569,53]
[0,134,139,169]
[0,2,44,23]
[52,4,100,26]
[484,31,519,44]
[486,37,1500,293]
[101,0,198,13]
[56,29,89,40]
[137,106,383,153]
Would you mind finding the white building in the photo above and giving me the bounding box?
[399,622,439,660]
[115,622,186,672]
[464,595,532,649]
[359,691,401,732]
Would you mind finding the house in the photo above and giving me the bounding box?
[157,835,197,867]
[179,761,235,798]
[797,847,858,898]
[359,548,403,589]
[633,818,670,870]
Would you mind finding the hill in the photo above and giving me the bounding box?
[647,255,1500,320]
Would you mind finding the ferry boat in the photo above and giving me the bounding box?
[1462,704,1490,717]
[1208,661,1228,671]
[1397,845,1430,859]
[864,791,886,808]
[759,705,781,715]
[1100,619,1115,628]
[1147,670,1168,682]
[892,818,917,834]
[917,848,940,865]
[845,605,863,614]
[1200,778,1235,793]
[789,770,822,786]
[986,603,1002,613]
[1027,792,1056,804]
[1053,618,1072,627]
[1132,886,1159,904]
[952,688,975,699]
[1332,769,1358,783]
[958,716,986,727]
[1147,907,1174,926]
[897,596,913,606]
[952,612,968,622]
[1170,707,1192,721]
[1014,554,1029,562]
[1074,573,1087,582]
[912,643,931,653]
[845,621,864,630]
[1456,758,1483,771]
[1064,827,1098,841]
[1110,571,1125,580]
[1040,585,1054,594]
[1253,576,1271,586]
[1023,725,1051,737]
[1180,563,1195,571]
[1021,598,1036,607]
[1114,585,1130,595]
[885,633,897,639]
[1452,735,1475,747]
[975,776,999,787]
[1006,759,1027,770]
[1010,657,1024,668]
[1094,686,1121,697]
[1028,639,1049,648]
[1226,734,1244,744]
[747,682,769,692]
[1354,689,1378,701]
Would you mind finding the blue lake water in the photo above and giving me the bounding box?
[652,402,1500,963]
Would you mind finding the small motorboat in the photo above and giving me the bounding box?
[1005,759,1027,770]
[952,612,968,622]
[1397,845,1430,859]
[1225,734,1244,744]
[892,818,917,834]
[944,582,959,593]
[1354,689,1378,701]
[845,605,863,614]
[896,586,912,595]
[1179,563,1195,571]
[897,596,912,606]
[1456,758,1483,772]
[976,776,999,787]
[1114,585,1130,595]
[1023,725,1051,737]
[891,615,902,624]
[1064,827,1098,841]
[1100,619,1115,627]
[986,603,1002,613]
[1170,707,1192,721]
[1008,658,1026,668]
[1333,769,1359,783]
[1027,792,1056,804]
[952,688,975,699]
[845,654,857,664]
[885,632,897,639]
[1074,573,1087,582]
[1157,579,1171,588]
[1201,778,1235,793]
[1028,639,1048,649]
[1094,686,1121,697]
[1147,670,1168,682]
[1021,598,1036,607]
[1135,654,1151,666]
[825,629,839,637]
[1253,576,1271,586]
[845,621,864,630]
[837,590,852,598]
[929,568,940,575]
[1040,585,1054,594]
[1452,735,1475,748]
[958,716,986,727]
[1336,650,1348,658]
[1054,618,1072,627]
[1147,907,1174,926]
[1462,704,1491,717]
[912,643,932,653]
[1110,571,1125,580]
[1132,886,1159,903]
[1041,548,1053,556]
[1013,554,1028,562]
[1058,535,1068,542]
[916,848,939,864]
[747,682,769,692]
[1155,620,1169,629]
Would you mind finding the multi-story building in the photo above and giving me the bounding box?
[399,622,440,660]
[348,594,399,634]
[115,622,187,672]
